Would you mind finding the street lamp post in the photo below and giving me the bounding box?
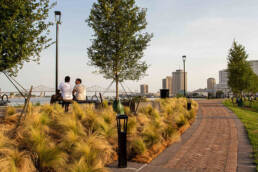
[55,11,61,95]
[182,55,186,97]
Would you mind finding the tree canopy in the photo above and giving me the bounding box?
[246,72,258,95]
[87,0,153,99]
[0,0,54,75]
[227,40,256,96]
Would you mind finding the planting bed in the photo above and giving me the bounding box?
[0,98,198,172]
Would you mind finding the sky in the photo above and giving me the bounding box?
[1,0,258,93]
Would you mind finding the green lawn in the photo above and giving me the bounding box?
[224,100,258,171]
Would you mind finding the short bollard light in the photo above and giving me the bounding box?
[116,114,128,168]
[187,98,192,111]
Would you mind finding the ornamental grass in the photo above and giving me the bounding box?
[0,98,198,171]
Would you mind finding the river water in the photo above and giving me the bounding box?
[8,97,51,106]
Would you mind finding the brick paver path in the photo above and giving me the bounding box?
[111,99,256,172]
[164,100,238,171]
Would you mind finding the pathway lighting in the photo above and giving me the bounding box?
[116,114,128,168]
[182,55,186,97]
[55,11,61,94]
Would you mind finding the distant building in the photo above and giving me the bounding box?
[249,60,258,75]
[207,78,216,90]
[140,84,148,95]
[215,69,230,95]
[219,69,228,84]
[207,78,216,96]
[162,79,167,89]
[166,76,173,96]
[162,76,173,96]
[192,88,208,97]
[215,83,230,95]
[172,69,187,96]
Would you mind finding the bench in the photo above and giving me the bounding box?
[54,95,103,112]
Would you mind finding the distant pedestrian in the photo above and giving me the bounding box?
[73,78,86,102]
[59,76,73,111]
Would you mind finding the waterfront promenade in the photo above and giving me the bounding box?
[0,100,256,171]
[111,99,256,172]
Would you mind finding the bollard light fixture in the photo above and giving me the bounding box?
[116,114,128,133]
[116,114,128,168]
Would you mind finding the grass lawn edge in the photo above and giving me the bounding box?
[223,100,258,172]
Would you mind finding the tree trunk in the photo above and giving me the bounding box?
[115,75,119,101]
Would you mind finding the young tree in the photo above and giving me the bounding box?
[0,0,54,76]
[247,72,258,96]
[227,41,253,97]
[87,0,153,100]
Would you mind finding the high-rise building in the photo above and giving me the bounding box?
[207,78,216,90]
[162,79,167,89]
[166,76,173,96]
[219,69,228,84]
[140,84,148,95]
[215,69,230,95]
[249,60,258,75]
[162,76,173,96]
[172,69,187,95]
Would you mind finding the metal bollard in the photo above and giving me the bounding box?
[187,102,191,110]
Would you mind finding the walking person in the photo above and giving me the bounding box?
[59,76,73,112]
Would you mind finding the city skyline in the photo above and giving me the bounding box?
[1,0,258,93]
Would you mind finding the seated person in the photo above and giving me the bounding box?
[73,78,86,102]
[50,90,62,104]
[59,76,73,111]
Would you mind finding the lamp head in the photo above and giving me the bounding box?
[116,114,128,133]
[55,11,61,24]
[182,55,186,62]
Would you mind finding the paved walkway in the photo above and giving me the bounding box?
[110,100,256,172]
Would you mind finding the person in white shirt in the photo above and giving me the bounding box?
[73,78,86,101]
[58,76,73,111]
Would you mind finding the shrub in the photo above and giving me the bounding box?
[124,106,131,115]
[0,132,35,172]
[142,124,162,148]
[0,97,198,170]
[136,113,150,126]
[139,105,160,119]
[71,133,114,169]
[72,102,86,120]
[162,125,177,140]
[130,137,146,155]
[5,106,16,117]
[251,101,258,112]
[174,113,187,128]
[102,100,109,109]
[35,102,41,106]
[127,116,137,136]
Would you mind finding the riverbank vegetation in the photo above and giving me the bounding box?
[0,98,198,172]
